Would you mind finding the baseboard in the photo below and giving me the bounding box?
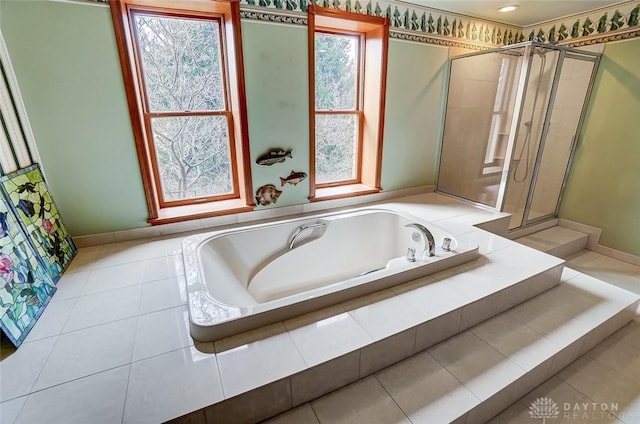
[557,218,602,251]
[593,244,640,267]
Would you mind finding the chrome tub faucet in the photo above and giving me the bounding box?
[405,223,436,258]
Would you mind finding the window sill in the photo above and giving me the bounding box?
[309,183,380,202]
[148,198,253,225]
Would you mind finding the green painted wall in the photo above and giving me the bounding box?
[242,21,310,207]
[0,1,447,236]
[382,40,448,190]
[0,0,148,235]
[559,38,640,256]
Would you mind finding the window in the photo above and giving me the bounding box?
[308,6,389,201]
[315,31,361,185]
[110,0,253,224]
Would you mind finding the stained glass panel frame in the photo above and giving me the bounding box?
[0,164,77,283]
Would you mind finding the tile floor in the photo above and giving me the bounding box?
[265,252,640,424]
[1,194,638,424]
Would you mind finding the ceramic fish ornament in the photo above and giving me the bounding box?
[279,171,307,187]
[256,148,293,166]
[255,184,282,206]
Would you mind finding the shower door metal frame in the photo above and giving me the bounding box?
[435,42,534,211]
[435,42,601,229]
[519,50,601,228]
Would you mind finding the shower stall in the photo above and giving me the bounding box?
[436,42,601,231]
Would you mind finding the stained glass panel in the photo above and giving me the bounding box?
[0,164,77,283]
[0,189,56,347]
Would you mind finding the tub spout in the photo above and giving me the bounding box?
[405,223,436,258]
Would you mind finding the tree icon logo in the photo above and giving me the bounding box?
[529,397,560,423]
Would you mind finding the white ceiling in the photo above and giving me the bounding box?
[403,0,622,27]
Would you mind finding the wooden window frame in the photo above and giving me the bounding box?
[110,0,254,225]
[308,6,389,202]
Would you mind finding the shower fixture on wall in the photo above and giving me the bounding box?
[513,50,547,183]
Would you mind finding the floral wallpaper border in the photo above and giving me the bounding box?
[86,0,640,48]
[523,0,640,47]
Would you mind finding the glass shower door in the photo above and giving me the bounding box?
[524,55,597,223]
[437,49,523,208]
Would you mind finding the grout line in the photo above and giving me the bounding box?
[308,401,322,424]
[373,374,414,423]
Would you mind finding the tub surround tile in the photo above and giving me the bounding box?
[215,323,306,398]
[0,396,26,424]
[310,377,411,424]
[1,337,57,401]
[213,322,289,353]
[343,290,425,340]
[285,311,372,367]
[458,293,503,332]
[291,351,360,407]
[391,277,468,318]
[24,298,76,342]
[359,328,417,377]
[32,318,137,391]
[124,345,223,424]
[414,310,463,352]
[139,275,188,315]
[375,350,479,424]
[62,285,142,333]
[132,305,193,362]
[16,365,129,424]
[457,229,514,255]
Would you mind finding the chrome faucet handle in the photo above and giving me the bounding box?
[406,247,416,262]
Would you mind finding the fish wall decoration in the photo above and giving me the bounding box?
[279,170,307,187]
[256,148,293,166]
[255,184,283,206]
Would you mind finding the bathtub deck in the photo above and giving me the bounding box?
[3,193,636,424]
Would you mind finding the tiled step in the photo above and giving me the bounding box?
[177,239,566,423]
[267,270,640,424]
[516,226,589,258]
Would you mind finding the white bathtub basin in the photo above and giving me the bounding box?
[183,207,479,341]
